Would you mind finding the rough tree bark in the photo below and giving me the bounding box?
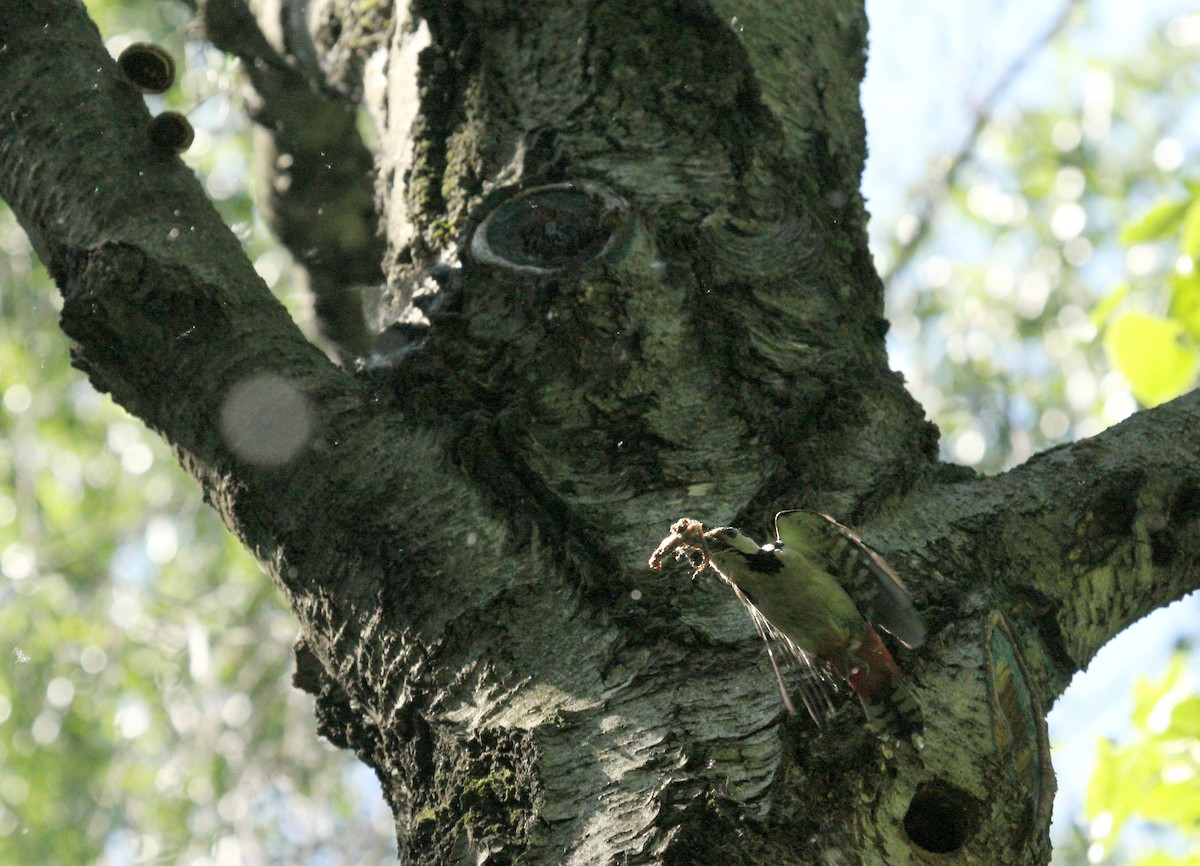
[1,1,1198,864]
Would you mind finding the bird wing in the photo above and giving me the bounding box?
[730,582,842,723]
[774,510,927,649]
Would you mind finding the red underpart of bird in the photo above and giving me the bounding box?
[836,620,900,699]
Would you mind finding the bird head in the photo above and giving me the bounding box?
[702,526,760,571]
[703,525,789,579]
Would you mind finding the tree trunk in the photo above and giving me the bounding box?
[1,1,1199,864]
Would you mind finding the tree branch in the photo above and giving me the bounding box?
[0,0,588,754]
[196,0,384,361]
[862,388,1200,710]
[879,0,1083,289]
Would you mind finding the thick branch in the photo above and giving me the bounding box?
[863,389,1200,709]
[0,0,593,769]
[0,1,347,501]
[198,0,384,360]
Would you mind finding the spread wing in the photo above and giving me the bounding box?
[729,583,841,723]
[774,510,927,649]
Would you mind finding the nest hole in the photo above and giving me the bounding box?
[903,779,980,854]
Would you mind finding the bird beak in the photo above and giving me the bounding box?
[704,526,760,556]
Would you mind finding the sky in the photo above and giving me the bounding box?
[861,0,1200,853]
[863,0,1195,231]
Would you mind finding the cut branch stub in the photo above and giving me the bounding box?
[117,42,176,94]
[469,181,632,275]
[147,111,194,154]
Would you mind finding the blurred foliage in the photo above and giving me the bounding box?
[0,1,393,864]
[879,6,1200,473]
[1070,654,1200,866]
[1102,181,1200,406]
[874,7,1200,864]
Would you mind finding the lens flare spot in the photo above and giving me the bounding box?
[219,374,312,467]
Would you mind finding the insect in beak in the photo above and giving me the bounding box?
[647,518,711,577]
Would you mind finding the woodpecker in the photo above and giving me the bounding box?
[649,510,926,740]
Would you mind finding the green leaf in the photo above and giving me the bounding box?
[1103,310,1199,406]
[1128,852,1200,866]
[1139,776,1200,826]
[1119,197,1191,246]
[1173,695,1200,738]
[1169,270,1200,339]
[1087,738,1151,837]
[1088,653,1200,861]
[1091,282,1130,328]
[1131,654,1187,730]
[1182,197,1200,259]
